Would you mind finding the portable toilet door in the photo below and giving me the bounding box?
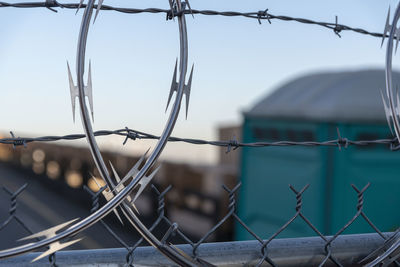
[236,117,332,240]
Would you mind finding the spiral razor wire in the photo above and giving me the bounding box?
[361,2,400,266]
[71,0,197,265]
[0,0,200,266]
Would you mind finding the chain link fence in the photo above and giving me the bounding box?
[0,178,398,266]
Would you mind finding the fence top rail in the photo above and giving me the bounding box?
[0,232,392,267]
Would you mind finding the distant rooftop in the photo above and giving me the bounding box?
[245,69,400,123]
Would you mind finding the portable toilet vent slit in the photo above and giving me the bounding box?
[236,69,400,240]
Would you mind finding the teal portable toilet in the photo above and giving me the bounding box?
[236,69,400,240]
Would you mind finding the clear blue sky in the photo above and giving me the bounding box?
[0,0,399,164]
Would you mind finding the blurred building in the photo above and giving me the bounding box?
[0,134,239,241]
[236,69,400,240]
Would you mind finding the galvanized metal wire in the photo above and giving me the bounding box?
[0,180,395,266]
[0,184,57,266]
[0,184,32,235]
[3,127,400,152]
[0,1,386,38]
[79,182,400,266]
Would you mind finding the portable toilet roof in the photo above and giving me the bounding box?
[245,69,400,123]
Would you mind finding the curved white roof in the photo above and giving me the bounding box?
[246,69,400,123]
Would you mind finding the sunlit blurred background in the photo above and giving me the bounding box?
[0,0,399,249]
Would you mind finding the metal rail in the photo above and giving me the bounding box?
[0,232,392,267]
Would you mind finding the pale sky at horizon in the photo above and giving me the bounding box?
[0,0,399,164]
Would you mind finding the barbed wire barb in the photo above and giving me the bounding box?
[334,15,342,38]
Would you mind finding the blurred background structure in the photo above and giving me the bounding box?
[2,68,400,248]
[237,69,400,240]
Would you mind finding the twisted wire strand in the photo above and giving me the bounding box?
[1,128,398,151]
[0,1,385,38]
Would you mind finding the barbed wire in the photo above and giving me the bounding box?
[0,1,385,39]
[3,127,400,152]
